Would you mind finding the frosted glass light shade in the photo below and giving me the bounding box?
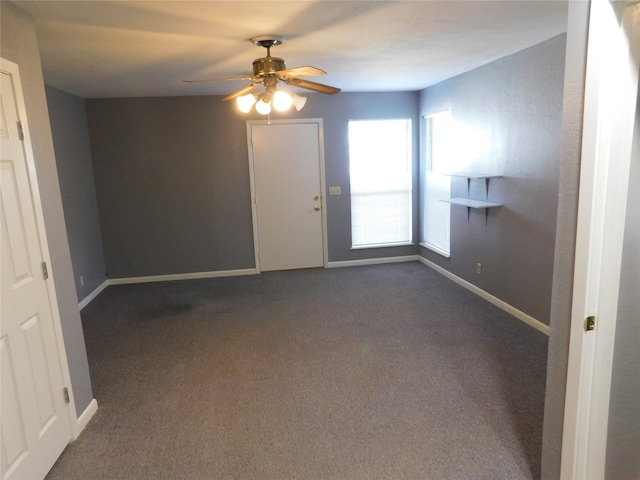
[292,93,307,111]
[236,94,256,113]
[255,98,271,114]
[273,90,293,111]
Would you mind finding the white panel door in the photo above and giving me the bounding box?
[249,121,325,272]
[1,63,72,480]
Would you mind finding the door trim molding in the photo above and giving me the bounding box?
[246,119,329,272]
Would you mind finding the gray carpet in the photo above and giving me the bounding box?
[46,262,548,480]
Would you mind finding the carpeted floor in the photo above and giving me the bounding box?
[46,262,548,480]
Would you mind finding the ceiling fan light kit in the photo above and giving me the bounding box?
[237,91,306,114]
[184,35,340,115]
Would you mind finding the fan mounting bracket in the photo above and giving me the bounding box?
[250,35,286,49]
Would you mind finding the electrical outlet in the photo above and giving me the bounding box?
[476,263,482,275]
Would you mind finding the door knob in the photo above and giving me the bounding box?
[314,206,320,211]
[314,195,320,201]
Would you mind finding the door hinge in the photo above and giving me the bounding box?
[17,121,25,141]
[41,261,49,279]
[63,387,70,404]
[584,315,596,332]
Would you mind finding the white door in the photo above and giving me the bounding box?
[1,61,72,480]
[248,120,326,272]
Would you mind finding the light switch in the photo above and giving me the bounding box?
[329,186,341,196]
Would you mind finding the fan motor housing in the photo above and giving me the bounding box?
[253,56,286,76]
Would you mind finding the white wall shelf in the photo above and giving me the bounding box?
[441,173,503,224]
[444,173,502,196]
[441,198,502,209]
[442,197,502,224]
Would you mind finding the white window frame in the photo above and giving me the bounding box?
[348,119,413,249]
[420,111,452,258]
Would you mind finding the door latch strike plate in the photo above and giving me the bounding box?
[584,316,596,332]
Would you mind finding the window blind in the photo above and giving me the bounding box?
[349,119,412,247]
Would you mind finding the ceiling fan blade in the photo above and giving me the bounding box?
[277,66,326,78]
[283,77,341,95]
[183,76,254,83]
[222,83,262,101]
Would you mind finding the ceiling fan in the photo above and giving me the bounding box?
[184,35,341,114]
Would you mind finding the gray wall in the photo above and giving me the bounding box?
[85,92,419,279]
[418,35,567,325]
[45,86,107,302]
[85,96,255,278]
[605,82,640,480]
[1,2,93,416]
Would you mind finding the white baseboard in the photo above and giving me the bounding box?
[78,260,547,335]
[418,257,550,336]
[107,268,258,286]
[78,269,259,310]
[79,280,109,311]
[72,398,98,440]
[327,255,420,268]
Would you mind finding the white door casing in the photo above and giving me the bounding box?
[1,59,74,480]
[247,120,327,272]
[561,1,639,478]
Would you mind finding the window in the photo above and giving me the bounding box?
[349,119,412,248]
[421,111,452,257]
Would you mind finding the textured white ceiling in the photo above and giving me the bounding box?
[15,0,568,98]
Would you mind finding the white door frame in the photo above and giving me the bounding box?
[560,1,639,478]
[246,118,329,272]
[0,58,78,436]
